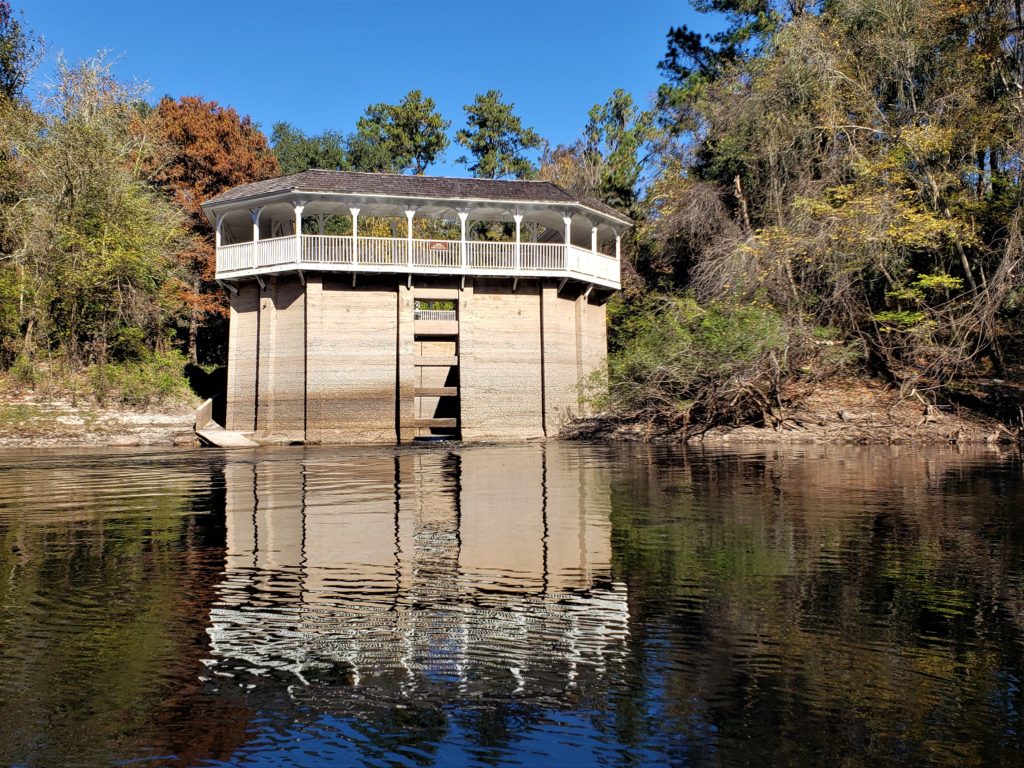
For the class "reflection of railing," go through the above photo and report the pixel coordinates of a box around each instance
[215,235,620,287]
[414,309,457,321]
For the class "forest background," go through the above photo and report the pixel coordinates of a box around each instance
[2,0,1023,434]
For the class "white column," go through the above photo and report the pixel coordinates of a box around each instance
[513,213,523,271]
[293,200,305,263]
[562,215,572,269]
[458,211,469,269]
[250,207,263,243]
[615,233,621,260]
[350,207,360,265]
[405,209,416,267]
[317,213,326,236]
[591,225,598,254]
[214,213,223,248]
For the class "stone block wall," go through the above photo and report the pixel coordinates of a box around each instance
[576,293,608,417]
[226,283,259,432]
[459,280,545,442]
[256,276,306,441]
[307,277,404,443]
[224,275,610,443]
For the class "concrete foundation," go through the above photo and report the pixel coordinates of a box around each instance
[225,275,610,444]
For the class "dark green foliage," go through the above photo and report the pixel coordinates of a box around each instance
[455,90,542,179]
[0,1,39,102]
[88,350,190,406]
[271,121,347,174]
[348,90,450,174]
[603,295,789,430]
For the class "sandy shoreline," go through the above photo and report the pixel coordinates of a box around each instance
[1,379,1019,449]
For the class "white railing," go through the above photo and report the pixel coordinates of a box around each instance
[359,236,405,266]
[303,234,353,264]
[256,236,295,268]
[414,309,457,321]
[466,241,515,270]
[521,243,565,271]
[218,242,255,272]
[412,239,461,268]
[216,235,620,288]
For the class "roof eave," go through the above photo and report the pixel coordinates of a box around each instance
[203,187,632,228]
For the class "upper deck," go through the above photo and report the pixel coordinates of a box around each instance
[202,170,630,290]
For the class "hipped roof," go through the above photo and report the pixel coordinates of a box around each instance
[202,169,632,226]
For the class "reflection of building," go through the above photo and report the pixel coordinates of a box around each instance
[207,444,628,696]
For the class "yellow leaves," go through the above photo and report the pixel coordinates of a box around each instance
[899,124,955,160]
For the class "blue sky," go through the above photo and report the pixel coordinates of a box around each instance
[19,0,718,176]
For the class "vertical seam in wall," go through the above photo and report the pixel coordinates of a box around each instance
[254,284,261,433]
[540,282,547,437]
[303,281,308,442]
[395,281,401,445]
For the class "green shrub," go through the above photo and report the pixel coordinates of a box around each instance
[89,350,190,407]
[8,355,38,388]
[603,295,789,428]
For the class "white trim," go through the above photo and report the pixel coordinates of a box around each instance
[205,190,630,228]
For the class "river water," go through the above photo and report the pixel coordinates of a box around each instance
[0,442,1022,767]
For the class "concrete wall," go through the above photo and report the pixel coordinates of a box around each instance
[226,283,259,432]
[307,278,403,444]
[459,280,545,442]
[224,275,609,443]
[256,276,306,441]
[577,293,608,417]
[541,285,581,433]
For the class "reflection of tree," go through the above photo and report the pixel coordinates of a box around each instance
[0,455,252,766]
[609,445,1024,765]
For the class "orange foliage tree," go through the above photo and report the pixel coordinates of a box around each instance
[145,96,279,363]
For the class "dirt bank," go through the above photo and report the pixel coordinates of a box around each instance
[564,379,1022,445]
[0,392,199,448]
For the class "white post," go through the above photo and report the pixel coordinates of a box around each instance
[350,207,360,265]
[405,209,415,267]
[215,213,223,248]
[250,207,262,267]
[615,233,621,260]
[458,211,469,269]
[562,214,572,269]
[251,207,263,243]
[513,213,523,271]
[293,200,305,263]
[591,225,598,254]
[317,213,326,236]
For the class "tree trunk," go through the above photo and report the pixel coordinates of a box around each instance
[188,308,198,365]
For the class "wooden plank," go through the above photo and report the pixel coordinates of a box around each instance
[414,355,458,367]
[414,319,459,336]
[415,386,458,397]
[414,418,458,429]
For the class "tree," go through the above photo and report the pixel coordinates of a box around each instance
[583,89,655,212]
[643,0,1024,392]
[0,1,39,103]
[0,55,187,364]
[146,96,279,363]
[347,90,450,174]
[271,121,347,174]
[455,90,542,179]
[539,89,654,215]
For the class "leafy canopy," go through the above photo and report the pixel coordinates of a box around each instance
[348,90,450,175]
[271,121,347,174]
[455,90,542,179]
